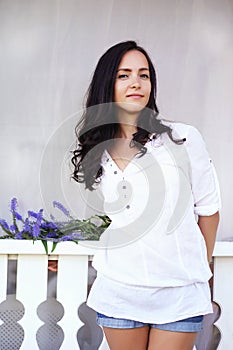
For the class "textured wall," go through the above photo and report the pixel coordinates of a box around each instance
[0,0,232,239]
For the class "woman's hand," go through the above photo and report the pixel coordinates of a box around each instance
[48,260,58,272]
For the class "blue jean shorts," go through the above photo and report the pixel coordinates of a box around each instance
[96,312,204,332]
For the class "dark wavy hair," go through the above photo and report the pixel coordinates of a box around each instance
[71,40,183,190]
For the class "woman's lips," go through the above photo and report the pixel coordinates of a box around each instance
[126,94,144,99]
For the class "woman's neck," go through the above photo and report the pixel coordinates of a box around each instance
[115,124,138,139]
[116,111,139,139]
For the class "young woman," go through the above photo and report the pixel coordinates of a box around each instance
[72,41,220,350]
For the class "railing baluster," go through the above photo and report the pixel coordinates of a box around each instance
[0,255,7,303]
[16,254,48,349]
[213,255,233,350]
[57,254,88,349]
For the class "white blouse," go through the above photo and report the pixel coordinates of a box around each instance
[86,121,221,322]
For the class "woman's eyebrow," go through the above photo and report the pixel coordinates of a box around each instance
[117,68,149,72]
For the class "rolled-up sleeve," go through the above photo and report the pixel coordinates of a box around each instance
[185,126,221,216]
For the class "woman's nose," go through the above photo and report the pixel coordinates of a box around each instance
[131,79,140,89]
[130,78,140,88]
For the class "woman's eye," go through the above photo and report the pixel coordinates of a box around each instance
[140,73,150,79]
[117,74,128,79]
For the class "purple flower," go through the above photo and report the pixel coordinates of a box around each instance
[46,232,59,238]
[57,233,85,241]
[37,209,43,222]
[0,219,9,231]
[16,232,23,239]
[28,210,41,219]
[31,210,43,238]
[57,235,73,242]
[10,225,17,233]
[23,218,31,233]
[9,198,23,221]
[32,224,40,238]
[53,201,70,217]
[42,222,58,230]
[10,198,17,212]
[14,212,23,221]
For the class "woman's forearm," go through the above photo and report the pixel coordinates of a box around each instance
[198,212,220,263]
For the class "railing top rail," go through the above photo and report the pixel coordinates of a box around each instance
[0,240,232,257]
[213,241,233,257]
[0,240,96,256]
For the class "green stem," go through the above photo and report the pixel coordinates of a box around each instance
[41,240,48,254]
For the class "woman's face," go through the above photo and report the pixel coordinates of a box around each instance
[114,50,151,117]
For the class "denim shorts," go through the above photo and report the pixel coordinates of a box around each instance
[96,312,204,332]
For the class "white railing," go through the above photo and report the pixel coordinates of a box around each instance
[0,240,232,350]
[212,241,233,350]
[0,240,109,350]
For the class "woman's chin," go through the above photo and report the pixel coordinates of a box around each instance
[115,101,145,115]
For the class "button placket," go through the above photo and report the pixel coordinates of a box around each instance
[122,176,131,210]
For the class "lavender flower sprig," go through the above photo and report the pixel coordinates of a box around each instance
[53,201,71,218]
[0,198,110,253]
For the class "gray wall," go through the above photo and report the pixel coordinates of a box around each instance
[0,0,232,239]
